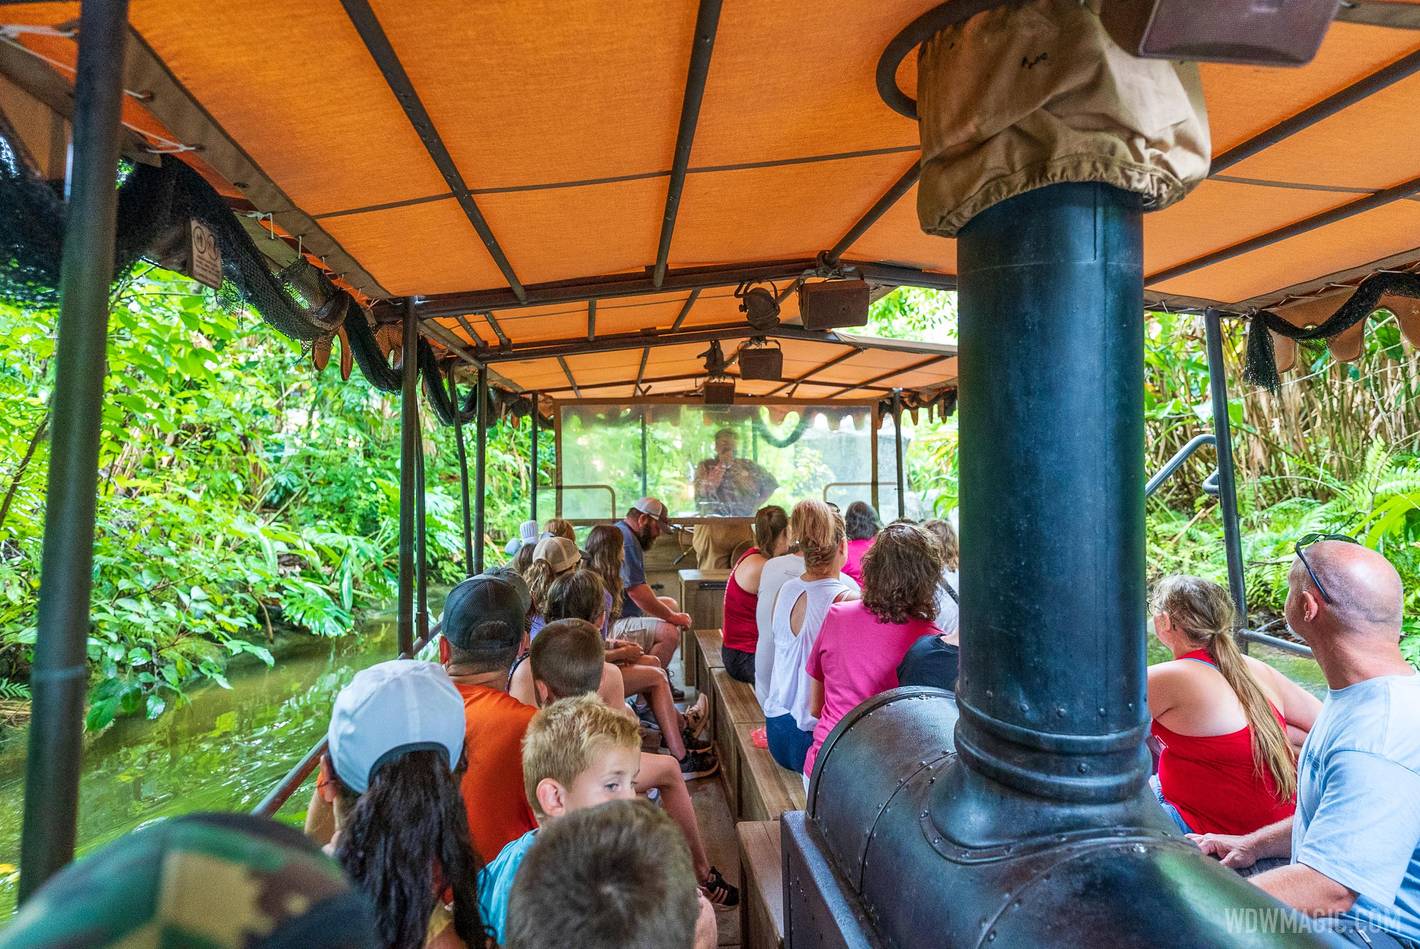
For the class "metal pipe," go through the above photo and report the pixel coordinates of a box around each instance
[869,403,880,511]
[653,0,723,287]
[1211,49,1420,175]
[18,0,130,901]
[826,162,921,263]
[402,256,955,319]
[640,410,649,497]
[449,366,474,577]
[944,182,1149,839]
[530,394,540,523]
[396,300,418,659]
[415,425,429,642]
[1205,310,1248,621]
[474,364,488,574]
[892,390,906,519]
[1144,433,1216,499]
[340,0,527,301]
[1147,172,1420,285]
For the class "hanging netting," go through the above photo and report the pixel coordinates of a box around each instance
[1,150,354,341]
[0,135,506,425]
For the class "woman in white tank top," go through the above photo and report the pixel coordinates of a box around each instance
[762,502,854,773]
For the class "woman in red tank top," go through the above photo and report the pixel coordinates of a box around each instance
[721,506,789,683]
[1147,576,1321,836]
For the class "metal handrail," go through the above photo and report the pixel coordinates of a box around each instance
[1238,628,1314,659]
[253,625,437,818]
[1145,434,1217,499]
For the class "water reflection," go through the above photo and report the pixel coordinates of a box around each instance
[0,619,397,920]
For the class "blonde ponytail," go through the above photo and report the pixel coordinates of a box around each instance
[791,500,844,572]
[1151,575,1296,801]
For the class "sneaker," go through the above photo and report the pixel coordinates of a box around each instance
[682,727,713,753]
[682,693,709,737]
[678,748,719,780]
[671,683,686,701]
[700,866,740,907]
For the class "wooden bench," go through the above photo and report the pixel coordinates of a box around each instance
[692,627,724,695]
[737,820,786,949]
[732,723,807,821]
[707,667,763,813]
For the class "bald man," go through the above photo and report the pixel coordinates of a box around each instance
[1192,539,1420,947]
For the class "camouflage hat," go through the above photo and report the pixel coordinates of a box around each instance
[0,812,376,948]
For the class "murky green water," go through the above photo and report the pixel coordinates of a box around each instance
[0,616,399,921]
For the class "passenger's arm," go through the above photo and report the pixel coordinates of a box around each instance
[1250,863,1357,917]
[1191,816,1294,868]
[1144,662,1180,721]
[598,662,631,715]
[1268,665,1322,739]
[809,676,824,718]
[627,582,690,626]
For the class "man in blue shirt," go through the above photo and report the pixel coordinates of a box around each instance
[611,497,691,673]
[1193,539,1420,948]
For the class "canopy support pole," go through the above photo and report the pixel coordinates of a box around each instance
[940,182,1150,841]
[892,390,906,519]
[415,428,429,643]
[1205,309,1248,624]
[474,365,488,574]
[640,411,650,498]
[870,402,881,511]
[530,394,540,523]
[19,0,129,902]
[450,367,474,578]
[397,300,418,658]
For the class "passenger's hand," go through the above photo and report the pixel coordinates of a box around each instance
[671,611,693,628]
[1189,832,1258,869]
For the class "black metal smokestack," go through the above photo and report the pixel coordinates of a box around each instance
[938,180,1151,840]
[784,182,1341,948]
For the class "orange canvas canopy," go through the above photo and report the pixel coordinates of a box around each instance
[2,1,1418,398]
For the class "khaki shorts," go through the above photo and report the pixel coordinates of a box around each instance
[612,616,664,652]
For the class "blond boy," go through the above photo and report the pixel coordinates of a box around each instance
[477,694,640,945]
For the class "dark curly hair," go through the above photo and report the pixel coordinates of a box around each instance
[860,522,943,624]
[333,750,488,949]
[844,501,881,541]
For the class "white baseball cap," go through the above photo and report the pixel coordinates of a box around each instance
[631,497,671,526]
[327,659,465,794]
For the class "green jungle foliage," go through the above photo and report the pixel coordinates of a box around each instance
[1,274,1416,730]
[0,267,545,729]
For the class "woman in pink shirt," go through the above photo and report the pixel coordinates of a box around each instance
[804,522,943,777]
[841,501,880,584]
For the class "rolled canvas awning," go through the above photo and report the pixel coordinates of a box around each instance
[2,1,1419,398]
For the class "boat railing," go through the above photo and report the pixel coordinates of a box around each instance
[1145,433,1217,499]
[252,624,437,818]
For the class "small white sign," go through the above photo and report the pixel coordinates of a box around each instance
[189,218,222,289]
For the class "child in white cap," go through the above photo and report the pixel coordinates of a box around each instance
[318,659,489,949]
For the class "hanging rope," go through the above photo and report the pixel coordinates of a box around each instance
[752,409,811,447]
[1244,271,1420,390]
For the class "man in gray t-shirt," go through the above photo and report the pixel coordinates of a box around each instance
[1192,539,1420,947]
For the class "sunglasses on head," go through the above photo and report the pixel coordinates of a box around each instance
[1294,532,1362,604]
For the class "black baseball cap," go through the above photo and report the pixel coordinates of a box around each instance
[441,573,528,653]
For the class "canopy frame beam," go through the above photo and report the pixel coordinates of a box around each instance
[653,0,723,288]
[340,0,528,302]
[403,258,954,319]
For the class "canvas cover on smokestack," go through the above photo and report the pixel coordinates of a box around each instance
[916,0,1211,238]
